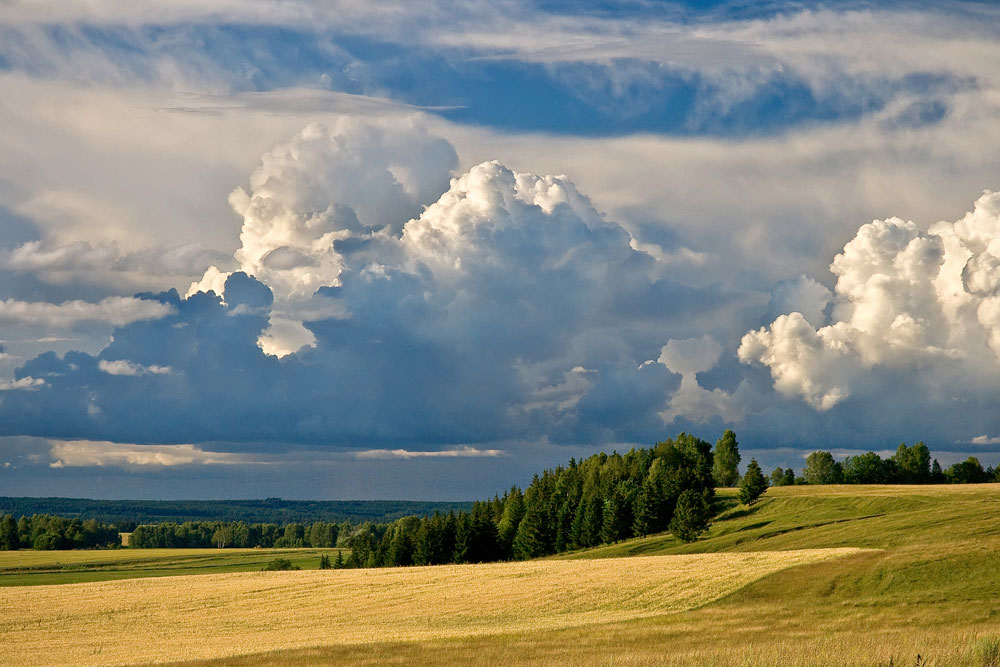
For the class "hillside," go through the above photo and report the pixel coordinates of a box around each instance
[561,483,1000,556]
[4,484,999,666]
[168,483,1000,666]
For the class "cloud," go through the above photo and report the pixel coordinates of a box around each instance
[0,240,230,286]
[969,435,1000,445]
[0,377,45,391]
[48,440,263,468]
[740,190,1000,410]
[0,296,174,328]
[354,446,505,460]
[0,122,737,449]
[189,117,458,355]
[97,360,173,376]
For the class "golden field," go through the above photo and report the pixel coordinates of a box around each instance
[0,549,862,666]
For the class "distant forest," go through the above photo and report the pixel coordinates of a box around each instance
[2,435,998,555]
[0,497,474,526]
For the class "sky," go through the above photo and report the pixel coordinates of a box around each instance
[2,0,1000,500]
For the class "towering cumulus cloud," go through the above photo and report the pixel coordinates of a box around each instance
[189,118,458,356]
[1,119,738,448]
[740,190,1000,410]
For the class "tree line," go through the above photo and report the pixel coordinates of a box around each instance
[130,520,345,549]
[337,432,722,568]
[769,442,1000,486]
[0,513,123,550]
[0,497,473,525]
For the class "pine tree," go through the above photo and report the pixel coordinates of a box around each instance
[669,489,710,543]
[739,459,768,505]
[712,429,741,487]
[333,550,344,568]
[319,554,332,569]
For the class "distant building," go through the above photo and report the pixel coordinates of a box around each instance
[119,532,132,547]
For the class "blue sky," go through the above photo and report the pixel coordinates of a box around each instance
[2,0,1000,499]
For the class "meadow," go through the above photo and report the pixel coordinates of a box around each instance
[0,548,346,586]
[3,484,1000,666]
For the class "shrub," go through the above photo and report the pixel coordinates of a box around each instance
[262,558,299,571]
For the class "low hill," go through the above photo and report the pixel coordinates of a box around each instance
[560,483,1000,557]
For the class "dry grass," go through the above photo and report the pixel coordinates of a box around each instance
[0,549,862,666]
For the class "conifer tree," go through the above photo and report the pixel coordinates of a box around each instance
[580,494,604,547]
[739,459,768,505]
[668,489,710,543]
[512,487,549,559]
[497,487,525,559]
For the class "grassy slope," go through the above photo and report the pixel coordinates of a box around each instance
[166,484,1000,666]
[0,547,350,586]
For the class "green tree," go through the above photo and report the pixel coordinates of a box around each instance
[803,451,843,484]
[668,489,710,543]
[843,452,896,484]
[931,459,945,483]
[945,457,989,484]
[739,459,768,505]
[632,459,669,536]
[892,442,931,484]
[319,554,332,569]
[0,515,19,550]
[212,525,233,548]
[783,468,796,486]
[712,430,741,487]
[512,487,550,559]
[496,487,525,559]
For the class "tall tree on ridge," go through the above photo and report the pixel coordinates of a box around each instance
[712,429,741,487]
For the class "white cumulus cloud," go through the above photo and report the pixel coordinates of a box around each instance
[741,190,1000,409]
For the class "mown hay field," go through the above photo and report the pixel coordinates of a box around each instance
[0,549,863,666]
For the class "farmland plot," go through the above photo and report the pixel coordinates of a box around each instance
[0,549,863,666]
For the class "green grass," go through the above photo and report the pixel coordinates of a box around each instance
[158,483,1000,666]
[0,547,350,586]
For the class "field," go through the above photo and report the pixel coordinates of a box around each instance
[0,548,347,586]
[3,484,1000,666]
[0,549,860,666]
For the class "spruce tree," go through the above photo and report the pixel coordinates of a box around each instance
[739,459,768,505]
[668,489,710,543]
[497,487,525,559]
[512,488,549,559]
